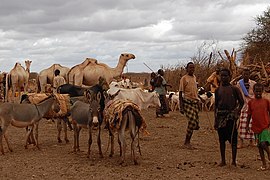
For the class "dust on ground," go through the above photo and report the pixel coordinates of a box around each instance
[0,108,268,180]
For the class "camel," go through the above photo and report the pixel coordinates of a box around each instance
[38,64,70,93]
[6,60,32,102]
[68,53,135,86]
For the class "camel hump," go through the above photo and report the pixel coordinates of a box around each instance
[14,62,22,68]
[52,64,64,69]
[85,58,98,64]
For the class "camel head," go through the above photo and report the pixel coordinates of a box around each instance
[120,53,136,62]
[25,60,32,72]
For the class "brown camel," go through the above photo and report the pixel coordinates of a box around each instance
[6,60,32,102]
[38,64,70,92]
[68,53,135,86]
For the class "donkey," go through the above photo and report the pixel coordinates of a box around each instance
[107,105,142,166]
[0,94,60,154]
[70,91,103,158]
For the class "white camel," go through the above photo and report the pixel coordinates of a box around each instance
[6,60,32,102]
[68,53,135,86]
[38,64,70,93]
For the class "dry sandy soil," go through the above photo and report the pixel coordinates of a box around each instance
[0,108,269,180]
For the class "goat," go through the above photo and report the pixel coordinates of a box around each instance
[198,87,215,111]
[168,93,179,111]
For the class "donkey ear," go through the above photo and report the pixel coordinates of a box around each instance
[97,92,101,101]
[84,90,92,102]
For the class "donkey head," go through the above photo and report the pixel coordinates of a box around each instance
[85,90,102,127]
[51,94,61,113]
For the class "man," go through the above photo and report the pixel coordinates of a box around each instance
[154,69,171,117]
[179,62,200,149]
[214,68,244,167]
[236,68,256,148]
[206,67,220,93]
[53,69,66,93]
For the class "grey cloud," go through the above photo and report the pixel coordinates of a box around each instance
[0,0,269,73]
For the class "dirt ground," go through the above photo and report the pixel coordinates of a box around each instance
[0,108,269,180]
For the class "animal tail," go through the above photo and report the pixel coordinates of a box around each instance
[128,110,142,156]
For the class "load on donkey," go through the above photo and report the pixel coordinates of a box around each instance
[104,99,148,165]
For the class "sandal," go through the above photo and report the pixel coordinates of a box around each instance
[257,166,267,171]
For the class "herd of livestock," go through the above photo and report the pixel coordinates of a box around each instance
[0,54,164,165]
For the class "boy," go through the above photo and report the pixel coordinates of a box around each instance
[246,83,270,171]
[155,69,171,117]
[214,68,244,166]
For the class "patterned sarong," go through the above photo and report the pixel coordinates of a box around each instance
[183,98,200,135]
[238,109,254,139]
[216,110,237,129]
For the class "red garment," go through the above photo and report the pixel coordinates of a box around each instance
[247,98,270,133]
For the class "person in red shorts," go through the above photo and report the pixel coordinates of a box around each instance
[246,83,270,171]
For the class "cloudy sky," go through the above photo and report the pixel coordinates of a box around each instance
[0,0,268,73]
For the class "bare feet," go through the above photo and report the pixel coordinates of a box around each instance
[231,162,237,167]
[181,144,196,150]
[218,162,226,167]
[257,166,267,171]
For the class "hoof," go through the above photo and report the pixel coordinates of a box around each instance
[120,161,127,167]
[65,139,70,143]
[58,139,62,143]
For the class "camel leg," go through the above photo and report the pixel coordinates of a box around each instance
[74,73,83,86]
[11,84,16,102]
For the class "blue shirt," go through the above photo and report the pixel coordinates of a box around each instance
[154,75,167,95]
